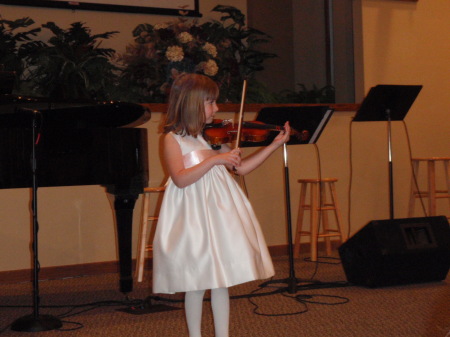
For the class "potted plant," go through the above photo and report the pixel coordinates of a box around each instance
[0,16,42,93]
[279,83,336,103]
[22,21,121,101]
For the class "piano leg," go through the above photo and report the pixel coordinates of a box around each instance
[113,194,138,294]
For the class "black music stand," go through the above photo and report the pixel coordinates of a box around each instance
[353,84,422,219]
[245,106,333,294]
[10,109,62,332]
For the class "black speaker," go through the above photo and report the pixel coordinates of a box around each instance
[338,216,450,287]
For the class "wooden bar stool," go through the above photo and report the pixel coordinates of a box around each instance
[408,157,450,218]
[294,178,345,261]
[135,186,165,283]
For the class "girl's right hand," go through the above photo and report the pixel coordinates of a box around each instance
[215,148,242,168]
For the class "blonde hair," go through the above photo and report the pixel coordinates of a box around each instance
[163,73,219,137]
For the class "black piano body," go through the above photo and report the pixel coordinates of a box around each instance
[0,96,150,293]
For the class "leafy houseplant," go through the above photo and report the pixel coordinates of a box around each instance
[118,5,276,103]
[23,22,120,100]
[0,17,42,92]
[279,83,336,104]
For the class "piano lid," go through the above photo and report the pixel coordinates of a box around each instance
[0,96,151,128]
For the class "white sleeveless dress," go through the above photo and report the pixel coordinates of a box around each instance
[152,133,274,294]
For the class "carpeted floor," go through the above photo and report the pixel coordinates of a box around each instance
[1,255,449,336]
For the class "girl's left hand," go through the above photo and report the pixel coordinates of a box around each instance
[271,121,291,148]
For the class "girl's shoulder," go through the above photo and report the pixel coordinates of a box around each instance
[166,132,179,141]
[166,132,209,155]
[166,132,185,145]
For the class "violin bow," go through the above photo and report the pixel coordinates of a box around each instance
[234,79,248,150]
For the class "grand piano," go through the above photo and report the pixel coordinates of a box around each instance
[0,95,150,293]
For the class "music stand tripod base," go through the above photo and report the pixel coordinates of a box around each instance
[11,314,62,332]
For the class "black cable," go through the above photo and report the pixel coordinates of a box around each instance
[303,255,342,265]
[309,144,323,280]
[247,286,308,317]
[402,120,428,217]
[289,292,350,306]
[246,281,351,317]
[347,119,354,240]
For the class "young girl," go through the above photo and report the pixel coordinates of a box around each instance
[152,73,290,337]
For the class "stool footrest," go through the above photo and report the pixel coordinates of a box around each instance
[298,231,312,235]
[299,206,337,211]
[414,191,449,196]
[298,232,342,237]
[318,233,342,238]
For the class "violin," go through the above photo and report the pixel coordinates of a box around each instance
[203,118,308,149]
[203,80,308,151]
[203,119,286,149]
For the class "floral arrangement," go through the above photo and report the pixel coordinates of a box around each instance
[118,5,276,103]
[2,10,334,103]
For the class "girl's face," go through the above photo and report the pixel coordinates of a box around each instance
[204,99,218,124]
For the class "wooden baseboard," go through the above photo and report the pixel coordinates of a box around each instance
[0,241,341,284]
[269,241,342,257]
[0,260,122,284]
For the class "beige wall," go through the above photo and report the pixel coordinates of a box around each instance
[360,0,450,156]
[358,0,449,216]
[1,0,449,273]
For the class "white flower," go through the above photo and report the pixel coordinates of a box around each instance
[202,42,217,58]
[177,32,194,44]
[153,22,169,30]
[199,59,219,76]
[165,45,184,62]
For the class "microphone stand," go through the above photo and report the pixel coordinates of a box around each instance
[11,109,62,332]
[260,144,315,294]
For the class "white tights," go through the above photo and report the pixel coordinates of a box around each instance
[185,288,230,337]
